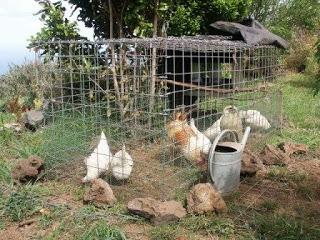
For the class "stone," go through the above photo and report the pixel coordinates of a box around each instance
[127,197,187,225]
[3,123,23,132]
[277,142,308,156]
[83,178,116,207]
[241,149,266,176]
[12,155,45,183]
[187,183,227,214]
[260,144,292,166]
[22,110,44,130]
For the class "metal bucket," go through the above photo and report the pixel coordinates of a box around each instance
[208,127,251,195]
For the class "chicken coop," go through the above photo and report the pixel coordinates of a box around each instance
[34,36,284,200]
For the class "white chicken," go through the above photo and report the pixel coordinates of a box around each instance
[82,131,112,183]
[204,118,221,141]
[111,145,133,180]
[239,110,271,130]
[189,118,211,155]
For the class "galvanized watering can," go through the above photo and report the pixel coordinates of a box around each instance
[208,127,251,195]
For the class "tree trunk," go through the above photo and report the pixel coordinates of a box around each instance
[149,0,159,127]
[108,0,124,119]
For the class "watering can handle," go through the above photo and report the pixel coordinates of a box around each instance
[208,129,239,167]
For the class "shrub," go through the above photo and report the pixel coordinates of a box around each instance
[285,30,318,72]
[0,62,61,110]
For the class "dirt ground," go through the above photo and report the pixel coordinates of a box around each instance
[1,140,320,240]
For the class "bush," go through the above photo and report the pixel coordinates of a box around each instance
[0,62,61,110]
[285,30,318,72]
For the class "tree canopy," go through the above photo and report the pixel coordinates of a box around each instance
[29,0,82,46]
[251,0,320,39]
[65,0,252,38]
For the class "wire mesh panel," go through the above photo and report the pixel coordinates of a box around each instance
[34,37,283,200]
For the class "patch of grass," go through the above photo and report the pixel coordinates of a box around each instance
[259,200,279,212]
[80,220,126,240]
[107,202,127,215]
[267,128,320,150]
[4,184,43,221]
[73,186,86,201]
[39,205,69,228]
[74,205,98,222]
[266,166,307,183]
[295,182,319,201]
[149,224,179,240]
[39,115,93,170]
[252,214,320,240]
[181,215,235,238]
[174,187,189,205]
[0,160,12,185]
[41,220,68,240]
[272,73,320,149]
[0,112,16,124]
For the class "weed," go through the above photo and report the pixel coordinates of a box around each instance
[80,220,126,240]
[252,214,320,240]
[4,184,43,221]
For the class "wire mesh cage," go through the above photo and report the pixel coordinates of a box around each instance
[34,36,284,200]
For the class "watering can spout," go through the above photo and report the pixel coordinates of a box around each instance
[240,126,251,151]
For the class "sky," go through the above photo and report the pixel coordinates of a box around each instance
[0,0,94,75]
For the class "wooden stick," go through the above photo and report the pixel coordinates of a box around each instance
[157,79,268,94]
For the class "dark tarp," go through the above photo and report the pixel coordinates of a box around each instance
[209,20,288,49]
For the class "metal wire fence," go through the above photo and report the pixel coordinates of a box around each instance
[33,36,284,200]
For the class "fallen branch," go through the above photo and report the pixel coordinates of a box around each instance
[157,79,268,94]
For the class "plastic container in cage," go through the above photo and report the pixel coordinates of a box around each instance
[208,127,251,196]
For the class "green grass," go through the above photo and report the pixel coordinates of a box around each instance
[295,183,319,201]
[0,160,12,185]
[39,205,69,228]
[181,215,235,238]
[266,166,307,183]
[80,220,126,240]
[251,214,320,240]
[268,73,320,149]
[149,224,179,240]
[259,200,279,212]
[3,184,44,222]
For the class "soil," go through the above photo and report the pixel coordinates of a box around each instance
[1,139,320,239]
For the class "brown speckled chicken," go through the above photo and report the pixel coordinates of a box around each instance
[166,112,210,169]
